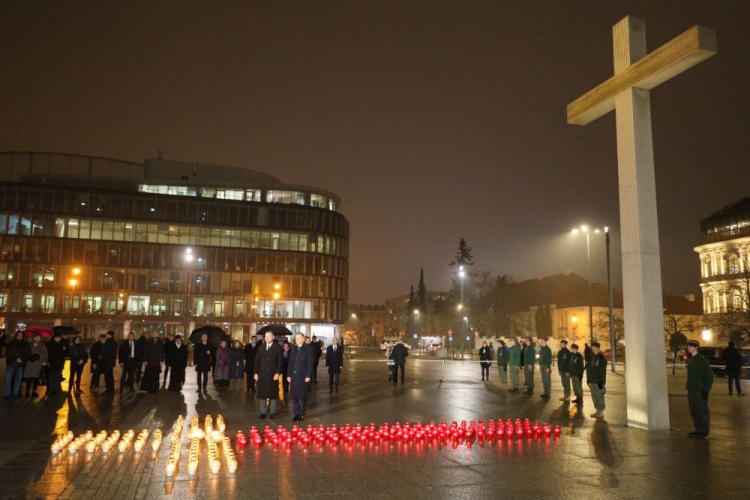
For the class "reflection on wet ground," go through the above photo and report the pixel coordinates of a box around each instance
[0,357,748,498]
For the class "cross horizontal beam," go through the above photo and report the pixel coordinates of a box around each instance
[567,25,717,125]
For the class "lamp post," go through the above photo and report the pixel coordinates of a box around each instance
[458,265,466,358]
[457,303,464,359]
[604,226,616,372]
[350,313,357,345]
[571,316,578,342]
[69,267,81,313]
[571,226,594,345]
[183,248,194,337]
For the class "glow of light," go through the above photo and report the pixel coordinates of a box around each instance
[457,304,463,311]
[580,225,588,233]
[274,283,281,290]
[69,279,78,287]
[184,254,194,262]
[273,293,280,300]
[73,268,81,275]
[701,329,711,342]
[604,226,609,233]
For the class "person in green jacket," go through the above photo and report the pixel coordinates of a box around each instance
[569,343,584,404]
[507,338,521,393]
[523,338,536,395]
[586,342,607,418]
[496,340,509,384]
[686,339,713,438]
[557,340,571,401]
[538,337,552,399]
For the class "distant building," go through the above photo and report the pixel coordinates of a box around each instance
[345,303,386,345]
[694,197,749,343]
[0,152,349,342]
[384,291,449,336]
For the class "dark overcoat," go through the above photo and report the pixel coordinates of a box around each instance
[254,342,283,400]
[325,345,344,374]
[288,343,315,400]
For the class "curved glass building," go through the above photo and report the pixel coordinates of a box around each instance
[0,152,349,341]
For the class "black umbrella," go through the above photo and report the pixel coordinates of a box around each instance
[52,325,80,336]
[256,323,293,341]
[189,325,230,349]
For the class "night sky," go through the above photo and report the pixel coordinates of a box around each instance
[1,2,748,304]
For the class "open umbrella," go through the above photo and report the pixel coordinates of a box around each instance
[189,325,230,349]
[255,323,293,341]
[24,326,54,338]
[52,325,80,336]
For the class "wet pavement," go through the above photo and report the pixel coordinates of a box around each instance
[1,356,749,499]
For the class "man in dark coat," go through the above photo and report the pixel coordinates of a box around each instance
[135,333,148,386]
[288,333,315,420]
[686,339,714,437]
[140,331,163,393]
[3,331,31,399]
[390,340,409,385]
[479,341,493,381]
[99,331,119,395]
[722,341,745,396]
[168,336,188,392]
[162,333,175,389]
[193,333,213,393]
[244,335,259,393]
[325,336,344,393]
[586,342,607,418]
[46,334,67,395]
[312,336,323,385]
[118,333,139,392]
[89,335,103,391]
[523,338,536,395]
[254,331,283,419]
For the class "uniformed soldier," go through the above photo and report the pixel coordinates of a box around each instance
[507,338,521,393]
[523,338,536,395]
[496,340,509,384]
[686,339,713,438]
[569,343,584,404]
[586,342,607,418]
[538,337,552,399]
[557,340,571,401]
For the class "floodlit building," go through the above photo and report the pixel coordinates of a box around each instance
[0,152,349,341]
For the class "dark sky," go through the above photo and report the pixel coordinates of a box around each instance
[1,1,748,304]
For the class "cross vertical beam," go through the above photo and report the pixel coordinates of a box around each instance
[613,17,670,430]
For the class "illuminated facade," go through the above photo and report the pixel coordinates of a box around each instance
[694,198,749,318]
[0,152,349,340]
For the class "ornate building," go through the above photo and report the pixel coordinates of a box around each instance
[0,152,349,341]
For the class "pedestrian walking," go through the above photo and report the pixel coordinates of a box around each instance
[390,339,409,385]
[479,341,493,381]
[23,333,47,399]
[586,342,607,418]
[325,336,344,393]
[255,332,283,419]
[721,341,745,396]
[69,336,88,395]
[557,340,572,401]
[288,333,315,421]
[168,336,188,393]
[100,331,118,395]
[496,340,509,384]
[229,340,245,392]
[3,332,31,399]
[686,339,713,438]
[569,343,584,404]
[523,338,536,395]
[539,337,552,399]
[507,338,521,392]
[140,332,163,393]
[46,334,67,396]
[193,334,213,393]
[214,340,230,390]
[118,333,139,392]
[244,335,259,393]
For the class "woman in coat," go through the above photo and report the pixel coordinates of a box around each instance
[228,340,245,391]
[479,341,493,381]
[23,333,47,399]
[69,336,88,394]
[214,340,230,389]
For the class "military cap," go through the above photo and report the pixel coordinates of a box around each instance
[687,339,700,348]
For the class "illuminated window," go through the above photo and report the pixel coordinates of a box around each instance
[726,254,741,275]
[267,190,305,205]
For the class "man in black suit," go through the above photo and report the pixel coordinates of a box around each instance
[288,333,315,421]
[118,333,139,392]
[254,332,284,419]
[325,336,344,393]
[390,339,409,385]
[244,335,259,393]
[100,330,118,395]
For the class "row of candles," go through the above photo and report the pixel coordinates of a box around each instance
[179,415,237,477]
[165,416,184,477]
[51,426,167,456]
[235,419,562,449]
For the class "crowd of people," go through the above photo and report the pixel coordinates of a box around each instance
[0,330,742,435]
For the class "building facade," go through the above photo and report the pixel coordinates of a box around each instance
[0,152,349,341]
[344,303,386,345]
[694,198,749,343]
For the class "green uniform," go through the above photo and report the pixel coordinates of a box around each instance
[686,352,714,435]
[539,344,552,396]
[496,347,509,384]
[558,347,571,397]
[569,352,584,399]
[508,344,521,389]
[523,343,536,391]
[586,352,607,411]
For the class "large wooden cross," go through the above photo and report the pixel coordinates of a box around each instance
[567,16,716,431]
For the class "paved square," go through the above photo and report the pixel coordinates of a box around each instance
[1,356,749,499]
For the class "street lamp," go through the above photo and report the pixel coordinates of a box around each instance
[183,248,194,337]
[571,225,594,345]
[69,267,81,313]
[457,265,466,358]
